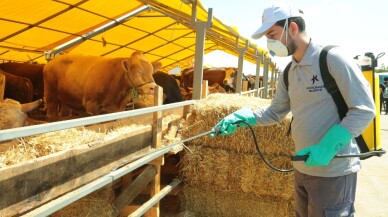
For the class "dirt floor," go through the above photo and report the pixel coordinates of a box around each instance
[355,112,388,216]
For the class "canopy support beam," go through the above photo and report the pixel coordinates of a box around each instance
[254,49,263,97]
[192,4,213,100]
[262,57,270,99]
[236,39,248,93]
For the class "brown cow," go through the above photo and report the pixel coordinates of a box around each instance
[0,62,44,101]
[223,71,255,92]
[1,69,34,103]
[180,67,237,92]
[0,99,42,130]
[183,83,227,100]
[43,51,158,119]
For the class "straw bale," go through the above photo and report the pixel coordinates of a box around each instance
[181,93,294,155]
[51,186,117,217]
[179,186,294,217]
[180,147,293,200]
[177,210,196,217]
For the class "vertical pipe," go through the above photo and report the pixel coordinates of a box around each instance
[270,64,275,98]
[192,24,206,100]
[262,57,269,99]
[236,40,248,93]
[254,51,262,97]
[192,8,213,100]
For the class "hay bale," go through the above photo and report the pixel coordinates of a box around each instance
[180,147,293,200]
[181,94,294,155]
[179,94,295,215]
[179,186,294,217]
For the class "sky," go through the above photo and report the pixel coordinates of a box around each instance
[200,0,388,74]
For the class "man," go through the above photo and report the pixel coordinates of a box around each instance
[211,3,376,217]
[384,78,388,114]
[380,82,386,114]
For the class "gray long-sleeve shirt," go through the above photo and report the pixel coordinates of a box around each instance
[253,41,376,177]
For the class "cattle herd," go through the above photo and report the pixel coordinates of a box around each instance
[0,51,260,130]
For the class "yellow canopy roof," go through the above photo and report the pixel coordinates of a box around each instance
[0,0,271,71]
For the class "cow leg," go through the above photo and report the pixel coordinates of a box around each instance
[43,68,58,120]
[60,103,73,117]
[84,100,100,116]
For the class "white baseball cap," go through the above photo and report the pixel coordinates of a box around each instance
[251,3,303,39]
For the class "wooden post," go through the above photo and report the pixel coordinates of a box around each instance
[146,85,164,217]
[0,71,5,101]
[115,165,157,215]
[242,80,248,92]
[201,80,208,99]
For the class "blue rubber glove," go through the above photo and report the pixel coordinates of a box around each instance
[295,125,352,167]
[210,107,256,138]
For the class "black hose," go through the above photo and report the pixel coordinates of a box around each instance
[236,120,294,173]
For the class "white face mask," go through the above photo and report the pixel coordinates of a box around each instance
[267,19,289,57]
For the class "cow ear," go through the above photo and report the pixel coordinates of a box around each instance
[152,61,162,73]
[121,59,131,72]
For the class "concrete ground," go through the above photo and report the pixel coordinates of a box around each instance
[355,112,388,216]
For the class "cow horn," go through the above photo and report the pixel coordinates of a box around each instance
[21,99,43,113]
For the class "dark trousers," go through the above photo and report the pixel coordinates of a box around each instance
[294,170,357,217]
[382,98,388,114]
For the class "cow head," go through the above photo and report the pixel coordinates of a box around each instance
[223,69,237,92]
[121,51,158,108]
[0,99,42,130]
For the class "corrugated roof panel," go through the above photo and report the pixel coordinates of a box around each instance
[150,42,184,57]
[93,25,148,47]
[0,48,43,63]
[163,45,196,68]
[154,24,193,41]
[172,34,197,47]
[157,57,175,68]
[144,52,164,63]
[4,28,70,50]
[68,40,121,56]
[57,0,86,4]
[104,47,137,59]
[129,35,167,52]
[124,14,175,34]
[0,20,27,39]
[39,8,106,33]
[0,0,67,24]
[78,0,143,19]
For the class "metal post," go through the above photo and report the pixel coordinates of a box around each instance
[235,39,249,93]
[192,8,213,100]
[274,68,278,83]
[270,63,276,98]
[262,57,269,99]
[254,50,262,97]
